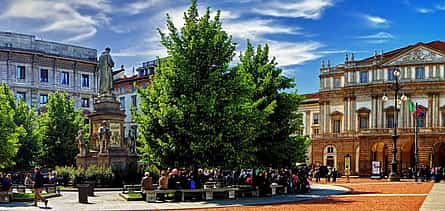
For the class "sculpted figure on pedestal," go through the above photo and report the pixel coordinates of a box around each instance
[98,121,111,153]
[98,47,114,96]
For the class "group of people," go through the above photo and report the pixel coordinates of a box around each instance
[312,166,339,183]
[407,165,445,182]
[1,168,49,207]
[140,167,312,200]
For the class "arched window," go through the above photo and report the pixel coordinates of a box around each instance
[323,145,337,168]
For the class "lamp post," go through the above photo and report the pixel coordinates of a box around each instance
[382,68,408,181]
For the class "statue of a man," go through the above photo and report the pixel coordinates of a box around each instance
[76,128,86,156]
[98,121,111,153]
[98,47,114,96]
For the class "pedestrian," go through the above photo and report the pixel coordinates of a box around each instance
[24,173,33,187]
[33,167,48,207]
[1,174,12,191]
[332,168,337,183]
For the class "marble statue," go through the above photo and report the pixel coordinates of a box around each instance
[98,47,114,96]
[98,121,111,153]
[77,128,87,156]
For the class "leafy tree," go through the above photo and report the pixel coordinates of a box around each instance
[237,41,306,167]
[39,92,83,167]
[137,0,260,168]
[12,99,43,170]
[0,83,23,169]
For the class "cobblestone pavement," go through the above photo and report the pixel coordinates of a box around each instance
[0,184,349,211]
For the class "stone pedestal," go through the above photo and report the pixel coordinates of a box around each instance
[76,94,139,172]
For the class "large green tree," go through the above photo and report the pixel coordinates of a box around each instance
[39,92,83,167]
[137,0,261,168]
[0,83,23,169]
[237,42,306,167]
[13,99,43,170]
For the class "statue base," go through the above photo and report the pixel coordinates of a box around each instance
[76,94,139,173]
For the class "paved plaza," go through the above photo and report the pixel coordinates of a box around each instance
[0,184,349,211]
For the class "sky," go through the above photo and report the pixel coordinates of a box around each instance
[1,0,445,94]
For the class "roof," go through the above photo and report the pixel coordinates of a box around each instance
[114,74,151,84]
[303,93,320,99]
[356,41,445,65]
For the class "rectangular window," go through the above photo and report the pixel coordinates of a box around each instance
[312,128,319,136]
[120,86,125,94]
[16,92,26,101]
[360,117,368,129]
[313,113,319,125]
[39,94,48,105]
[417,115,426,128]
[360,71,368,83]
[131,95,137,107]
[16,66,25,80]
[81,98,90,108]
[333,120,341,133]
[388,69,395,81]
[387,114,394,128]
[81,74,90,88]
[334,78,341,88]
[415,67,425,80]
[40,69,48,82]
[61,71,70,85]
[119,97,125,110]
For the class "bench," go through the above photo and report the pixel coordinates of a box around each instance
[123,185,142,194]
[178,189,204,201]
[44,184,60,194]
[203,187,239,200]
[270,184,284,196]
[144,189,177,202]
[0,191,13,203]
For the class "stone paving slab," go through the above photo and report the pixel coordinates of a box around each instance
[0,184,350,211]
[420,183,445,211]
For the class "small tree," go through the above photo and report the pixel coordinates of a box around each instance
[39,92,83,167]
[0,83,23,169]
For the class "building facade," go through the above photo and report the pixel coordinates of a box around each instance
[0,32,97,112]
[114,60,155,138]
[312,41,445,176]
[299,93,321,164]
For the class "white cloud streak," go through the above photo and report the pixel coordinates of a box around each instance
[0,0,112,42]
[363,15,389,28]
[253,0,333,19]
[356,32,394,43]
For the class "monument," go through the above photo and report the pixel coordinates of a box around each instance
[76,47,138,172]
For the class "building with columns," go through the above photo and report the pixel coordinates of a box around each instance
[0,31,97,112]
[299,93,320,164]
[312,41,445,176]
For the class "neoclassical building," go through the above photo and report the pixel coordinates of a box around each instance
[0,31,97,112]
[311,41,445,176]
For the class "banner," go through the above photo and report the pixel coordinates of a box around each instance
[372,161,381,175]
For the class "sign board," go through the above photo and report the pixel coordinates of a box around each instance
[372,161,381,175]
[344,156,351,170]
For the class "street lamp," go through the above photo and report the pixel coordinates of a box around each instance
[382,68,408,181]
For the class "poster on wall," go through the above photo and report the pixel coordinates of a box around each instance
[344,156,351,170]
[372,161,381,175]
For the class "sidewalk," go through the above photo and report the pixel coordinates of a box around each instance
[0,184,350,211]
[420,182,445,211]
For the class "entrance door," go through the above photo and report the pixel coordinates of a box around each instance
[438,144,445,167]
[327,156,334,168]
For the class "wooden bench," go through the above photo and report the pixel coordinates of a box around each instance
[0,191,13,203]
[123,185,142,194]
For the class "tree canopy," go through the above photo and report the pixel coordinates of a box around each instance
[137,0,307,169]
[39,92,84,167]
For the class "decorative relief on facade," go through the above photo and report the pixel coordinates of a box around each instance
[387,47,445,65]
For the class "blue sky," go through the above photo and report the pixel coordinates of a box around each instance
[1,0,445,94]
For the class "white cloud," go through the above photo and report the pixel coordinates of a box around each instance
[253,0,333,19]
[363,15,389,28]
[417,8,433,13]
[356,32,394,43]
[0,0,112,42]
[120,0,164,15]
[223,19,300,40]
[437,4,445,10]
[268,41,323,67]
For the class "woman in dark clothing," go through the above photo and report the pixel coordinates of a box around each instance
[33,167,48,207]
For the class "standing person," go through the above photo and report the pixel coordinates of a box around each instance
[1,174,12,191]
[332,168,338,183]
[24,173,33,187]
[33,167,48,207]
